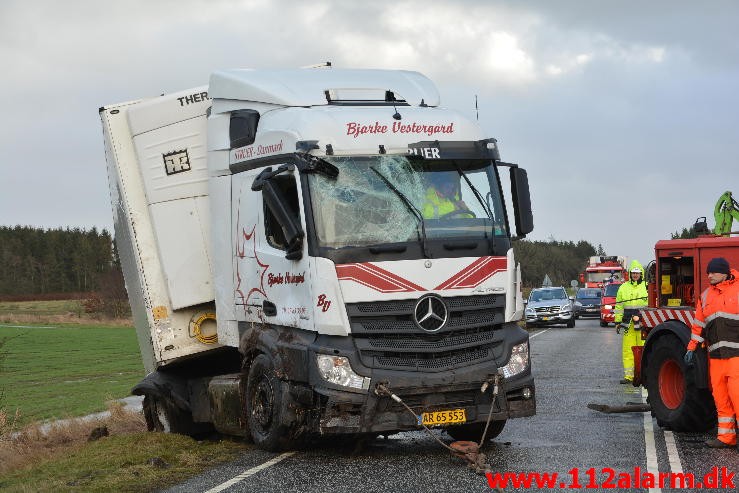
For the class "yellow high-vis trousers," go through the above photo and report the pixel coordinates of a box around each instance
[622,327,645,381]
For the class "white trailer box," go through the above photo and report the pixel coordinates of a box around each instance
[101,87,217,371]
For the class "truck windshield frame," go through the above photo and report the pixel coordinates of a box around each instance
[302,154,511,263]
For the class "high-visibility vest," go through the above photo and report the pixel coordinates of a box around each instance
[689,269,739,359]
[422,189,471,219]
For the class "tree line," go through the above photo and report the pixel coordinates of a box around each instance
[514,239,602,288]
[0,226,119,297]
[0,225,604,298]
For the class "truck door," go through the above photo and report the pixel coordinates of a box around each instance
[235,167,313,329]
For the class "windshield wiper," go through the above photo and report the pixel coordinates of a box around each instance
[454,164,496,253]
[369,167,430,258]
[454,164,493,219]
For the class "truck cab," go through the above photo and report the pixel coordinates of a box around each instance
[100,68,536,450]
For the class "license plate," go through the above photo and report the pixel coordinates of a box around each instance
[419,409,467,426]
[542,316,550,321]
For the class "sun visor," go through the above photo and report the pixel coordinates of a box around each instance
[209,69,440,107]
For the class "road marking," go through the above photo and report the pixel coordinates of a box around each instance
[641,387,661,493]
[204,452,296,493]
[529,329,549,339]
[664,430,684,474]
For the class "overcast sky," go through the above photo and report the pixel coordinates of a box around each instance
[1,0,737,270]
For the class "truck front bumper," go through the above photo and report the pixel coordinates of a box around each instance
[312,374,535,435]
[238,320,536,436]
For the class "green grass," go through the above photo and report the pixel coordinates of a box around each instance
[0,432,250,493]
[0,324,144,426]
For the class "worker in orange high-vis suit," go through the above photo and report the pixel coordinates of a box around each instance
[684,257,739,449]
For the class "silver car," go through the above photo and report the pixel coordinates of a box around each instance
[525,287,575,328]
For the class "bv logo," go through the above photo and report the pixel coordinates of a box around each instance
[317,294,331,312]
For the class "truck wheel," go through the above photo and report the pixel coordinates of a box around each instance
[566,317,575,328]
[246,353,293,451]
[446,420,506,442]
[143,394,204,436]
[645,336,716,432]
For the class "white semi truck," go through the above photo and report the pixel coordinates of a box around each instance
[99,68,536,451]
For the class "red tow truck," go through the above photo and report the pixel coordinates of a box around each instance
[634,235,739,431]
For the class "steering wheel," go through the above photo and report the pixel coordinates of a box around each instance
[440,209,475,219]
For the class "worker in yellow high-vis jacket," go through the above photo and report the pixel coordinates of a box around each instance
[614,259,648,384]
[422,173,474,219]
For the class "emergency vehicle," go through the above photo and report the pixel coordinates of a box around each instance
[635,236,739,431]
[580,255,627,288]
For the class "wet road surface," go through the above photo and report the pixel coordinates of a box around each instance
[162,318,739,492]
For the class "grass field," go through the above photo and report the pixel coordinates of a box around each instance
[0,430,249,492]
[0,299,84,317]
[0,323,144,426]
[0,301,256,491]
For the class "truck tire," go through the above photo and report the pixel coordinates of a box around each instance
[645,336,716,432]
[446,420,506,442]
[246,353,293,451]
[143,394,205,436]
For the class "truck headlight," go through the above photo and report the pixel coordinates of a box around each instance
[500,342,529,378]
[603,304,613,310]
[316,354,370,390]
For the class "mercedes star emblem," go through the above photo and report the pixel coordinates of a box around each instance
[413,295,448,332]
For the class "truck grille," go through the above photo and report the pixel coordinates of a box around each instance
[346,294,506,372]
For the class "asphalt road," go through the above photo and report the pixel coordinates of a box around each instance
[162,318,739,492]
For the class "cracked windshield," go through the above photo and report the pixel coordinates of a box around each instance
[307,155,508,249]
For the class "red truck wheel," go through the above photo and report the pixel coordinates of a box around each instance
[657,359,684,409]
[645,336,715,431]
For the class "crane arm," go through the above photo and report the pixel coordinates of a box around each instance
[713,191,739,236]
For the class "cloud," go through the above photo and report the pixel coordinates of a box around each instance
[0,0,737,273]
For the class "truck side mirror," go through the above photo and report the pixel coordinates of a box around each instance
[510,167,534,237]
[261,180,304,260]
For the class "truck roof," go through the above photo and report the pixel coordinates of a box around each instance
[209,68,440,107]
[655,235,739,252]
